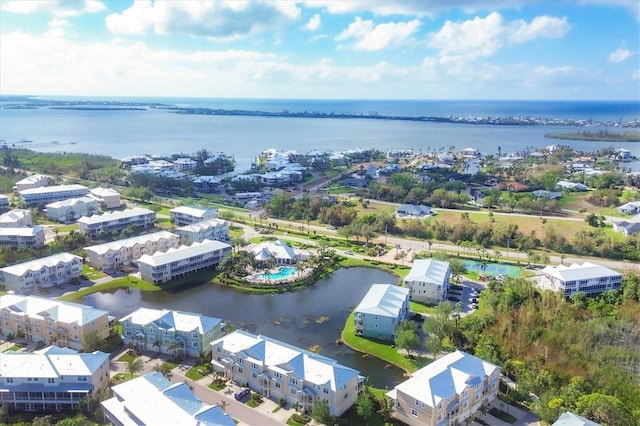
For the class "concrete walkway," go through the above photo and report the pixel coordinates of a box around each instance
[472,399,540,426]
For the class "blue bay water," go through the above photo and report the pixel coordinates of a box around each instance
[0,98,638,173]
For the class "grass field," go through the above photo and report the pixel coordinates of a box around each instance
[82,264,107,280]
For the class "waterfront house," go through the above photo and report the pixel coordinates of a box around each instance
[173,157,198,171]
[45,197,99,223]
[617,201,640,215]
[251,240,300,265]
[211,330,363,416]
[354,284,410,341]
[102,372,235,426]
[404,259,451,304]
[552,411,601,426]
[77,207,156,237]
[0,345,110,413]
[0,252,82,293]
[137,239,231,284]
[84,231,180,271]
[174,218,229,245]
[13,174,49,192]
[169,205,218,226]
[0,226,45,249]
[88,187,122,209]
[0,293,110,350]
[120,307,224,357]
[19,184,89,207]
[611,214,640,236]
[395,204,435,218]
[387,350,501,426]
[0,209,32,227]
[540,262,622,297]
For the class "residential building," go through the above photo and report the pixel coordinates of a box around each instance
[0,194,9,210]
[137,239,231,284]
[174,218,229,245]
[102,372,235,426]
[19,184,89,206]
[169,205,218,226]
[555,180,588,191]
[531,190,562,200]
[0,226,45,249]
[0,345,110,413]
[552,411,601,426]
[173,157,198,171]
[0,209,32,228]
[77,207,156,237]
[120,308,224,357]
[251,240,303,265]
[396,204,435,218]
[13,174,49,192]
[0,253,82,292]
[88,187,122,209]
[404,259,451,304]
[45,197,99,223]
[211,330,363,416]
[0,294,110,350]
[354,284,410,341]
[387,350,501,426]
[84,231,180,271]
[540,262,622,297]
[617,201,640,215]
[611,214,640,236]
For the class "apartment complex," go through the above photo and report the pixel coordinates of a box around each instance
[137,239,231,284]
[102,372,234,426]
[540,262,623,297]
[211,330,363,416]
[404,259,451,304]
[354,284,410,341]
[387,351,501,426]
[88,187,121,209]
[0,226,45,249]
[0,345,110,412]
[84,231,180,271]
[120,307,224,357]
[13,174,49,192]
[169,205,218,226]
[174,218,229,245]
[0,253,82,292]
[19,184,89,206]
[0,209,32,227]
[0,294,110,350]
[77,207,156,237]
[45,197,99,223]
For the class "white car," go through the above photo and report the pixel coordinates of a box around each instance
[344,250,354,255]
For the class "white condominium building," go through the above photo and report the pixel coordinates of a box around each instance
[45,197,99,223]
[0,209,32,228]
[77,207,156,237]
[88,187,121,209]
[19,184,89,206]
[13,174,49,192]
[84,231,180,271]
[404,259,451,304]
[137,239,231,284]
[0,345,110,413]
[0,252,82,293]
[0,294,110,350]
[211,330,364,417]
[174,218,229,245]
[169,205,218,226]
[0,226,45,249]
[540,262,622,297]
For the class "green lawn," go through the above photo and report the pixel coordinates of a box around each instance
[58,276,161,301]
[117,352,137,363]
[54,223,78,232]
[186,365,212,381]
[82,264,107,280]
[410,301,438,315]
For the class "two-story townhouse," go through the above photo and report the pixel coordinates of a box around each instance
[354,284,410,341]
[169,205,218,226]
[77,207,156,237]
[136,239,231,284]
[0,345,110,413]
[13,174,49,192]
[120,307,224,357]
[0,226,45,249]
[87,187,121,209]
[174,218,229,245]
[45,197,99,223]
[211,330,364,417]
[0,294,109,350]
[0,253,82,292]
[19,184,89,207]
[540,262,622,297]
[404,259,451,304]
[84,231,180,271]
[387,350,501,426]
[0,209,33,228]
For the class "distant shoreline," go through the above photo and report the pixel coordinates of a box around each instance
[545,131,640,142]
[49,107,147,111]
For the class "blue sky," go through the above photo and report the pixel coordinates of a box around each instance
[0,0,638,100]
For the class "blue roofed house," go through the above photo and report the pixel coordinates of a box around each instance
[611,214,640,236]
[387,350,501,426]
[354,284,410,341]
[552,412,601,426]
[405,259,451,304]
[102,371,234,426]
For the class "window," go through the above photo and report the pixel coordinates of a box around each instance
[275,382,281,388]
[411,408,418,417]
[78,376,87,382]
[396,401,401,408]
[48,378,55,383]
[323,388,329,395]
[415,399,420,406]
[216,346,221,353]
[238,367,243,373]
[252,372,257,379]
[289,377,297,385]
[6,378,12,383]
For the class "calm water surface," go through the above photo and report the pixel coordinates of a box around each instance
[82,267,407,389]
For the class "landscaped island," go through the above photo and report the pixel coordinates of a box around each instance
[545,130,640,142]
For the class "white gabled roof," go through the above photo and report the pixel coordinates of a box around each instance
[0,294,108,325]
[251,240,296,261]
[0,209,31,224]
[541,262,621,282]
[0,345,108,379]
[89,187,120,197]
[390,350,500,408]
[175,218,227,233]
[552,411,601,426]
[355,284,409,318]
[170,205,218,218]
[120,307,222,334]
[77,207,155,225]
[0,252,81,276]
[15,174,48,185]
[45,196,97,209]
[19,184,88,195]
[84,231,178,255]
[405,259,450,284]
[137,239,230,267]
[0,226,44,237]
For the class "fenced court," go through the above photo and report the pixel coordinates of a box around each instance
[464,260,522,277]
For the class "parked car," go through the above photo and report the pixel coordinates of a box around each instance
[471,297,478,303]
[471,303,479,309]
[344,250,354,255]
[234,387,251,400]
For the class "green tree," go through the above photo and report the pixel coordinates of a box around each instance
[356,393,375,425]
[575,393,634,426]
[395,320,419,358]
[312,399,332,425]
[127,357,143,376]
[153,361,174,379]
[82,332,102,353]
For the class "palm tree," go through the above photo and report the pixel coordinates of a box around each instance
[153,361,173,379]
[167,341,179,359]
[127,357,143,376]
[153,340,161,354]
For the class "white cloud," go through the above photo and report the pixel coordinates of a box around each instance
[48,17,70,28]
[106,1,300,39]
[335,17,421,51]
[305,14,321,31]
[510,15,569,43]
[608,47,635,63]
[1,0,106,17]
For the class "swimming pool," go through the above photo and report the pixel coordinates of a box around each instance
[464,260,521,277]
[255,266,298,281]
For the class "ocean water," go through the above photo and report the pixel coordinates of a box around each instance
[0,98,638,173]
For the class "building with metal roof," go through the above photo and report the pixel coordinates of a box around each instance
[354,284,410,341]
[540,262,622,297]
[77,207,156,237]
[404,259,451,304]
[175,218,229,245]
[18,184,89,206]
[0,226,45,249]
[552,411,600,426]
[0,252,82,292]
[45,196,99,223]
[169,205,218,226]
